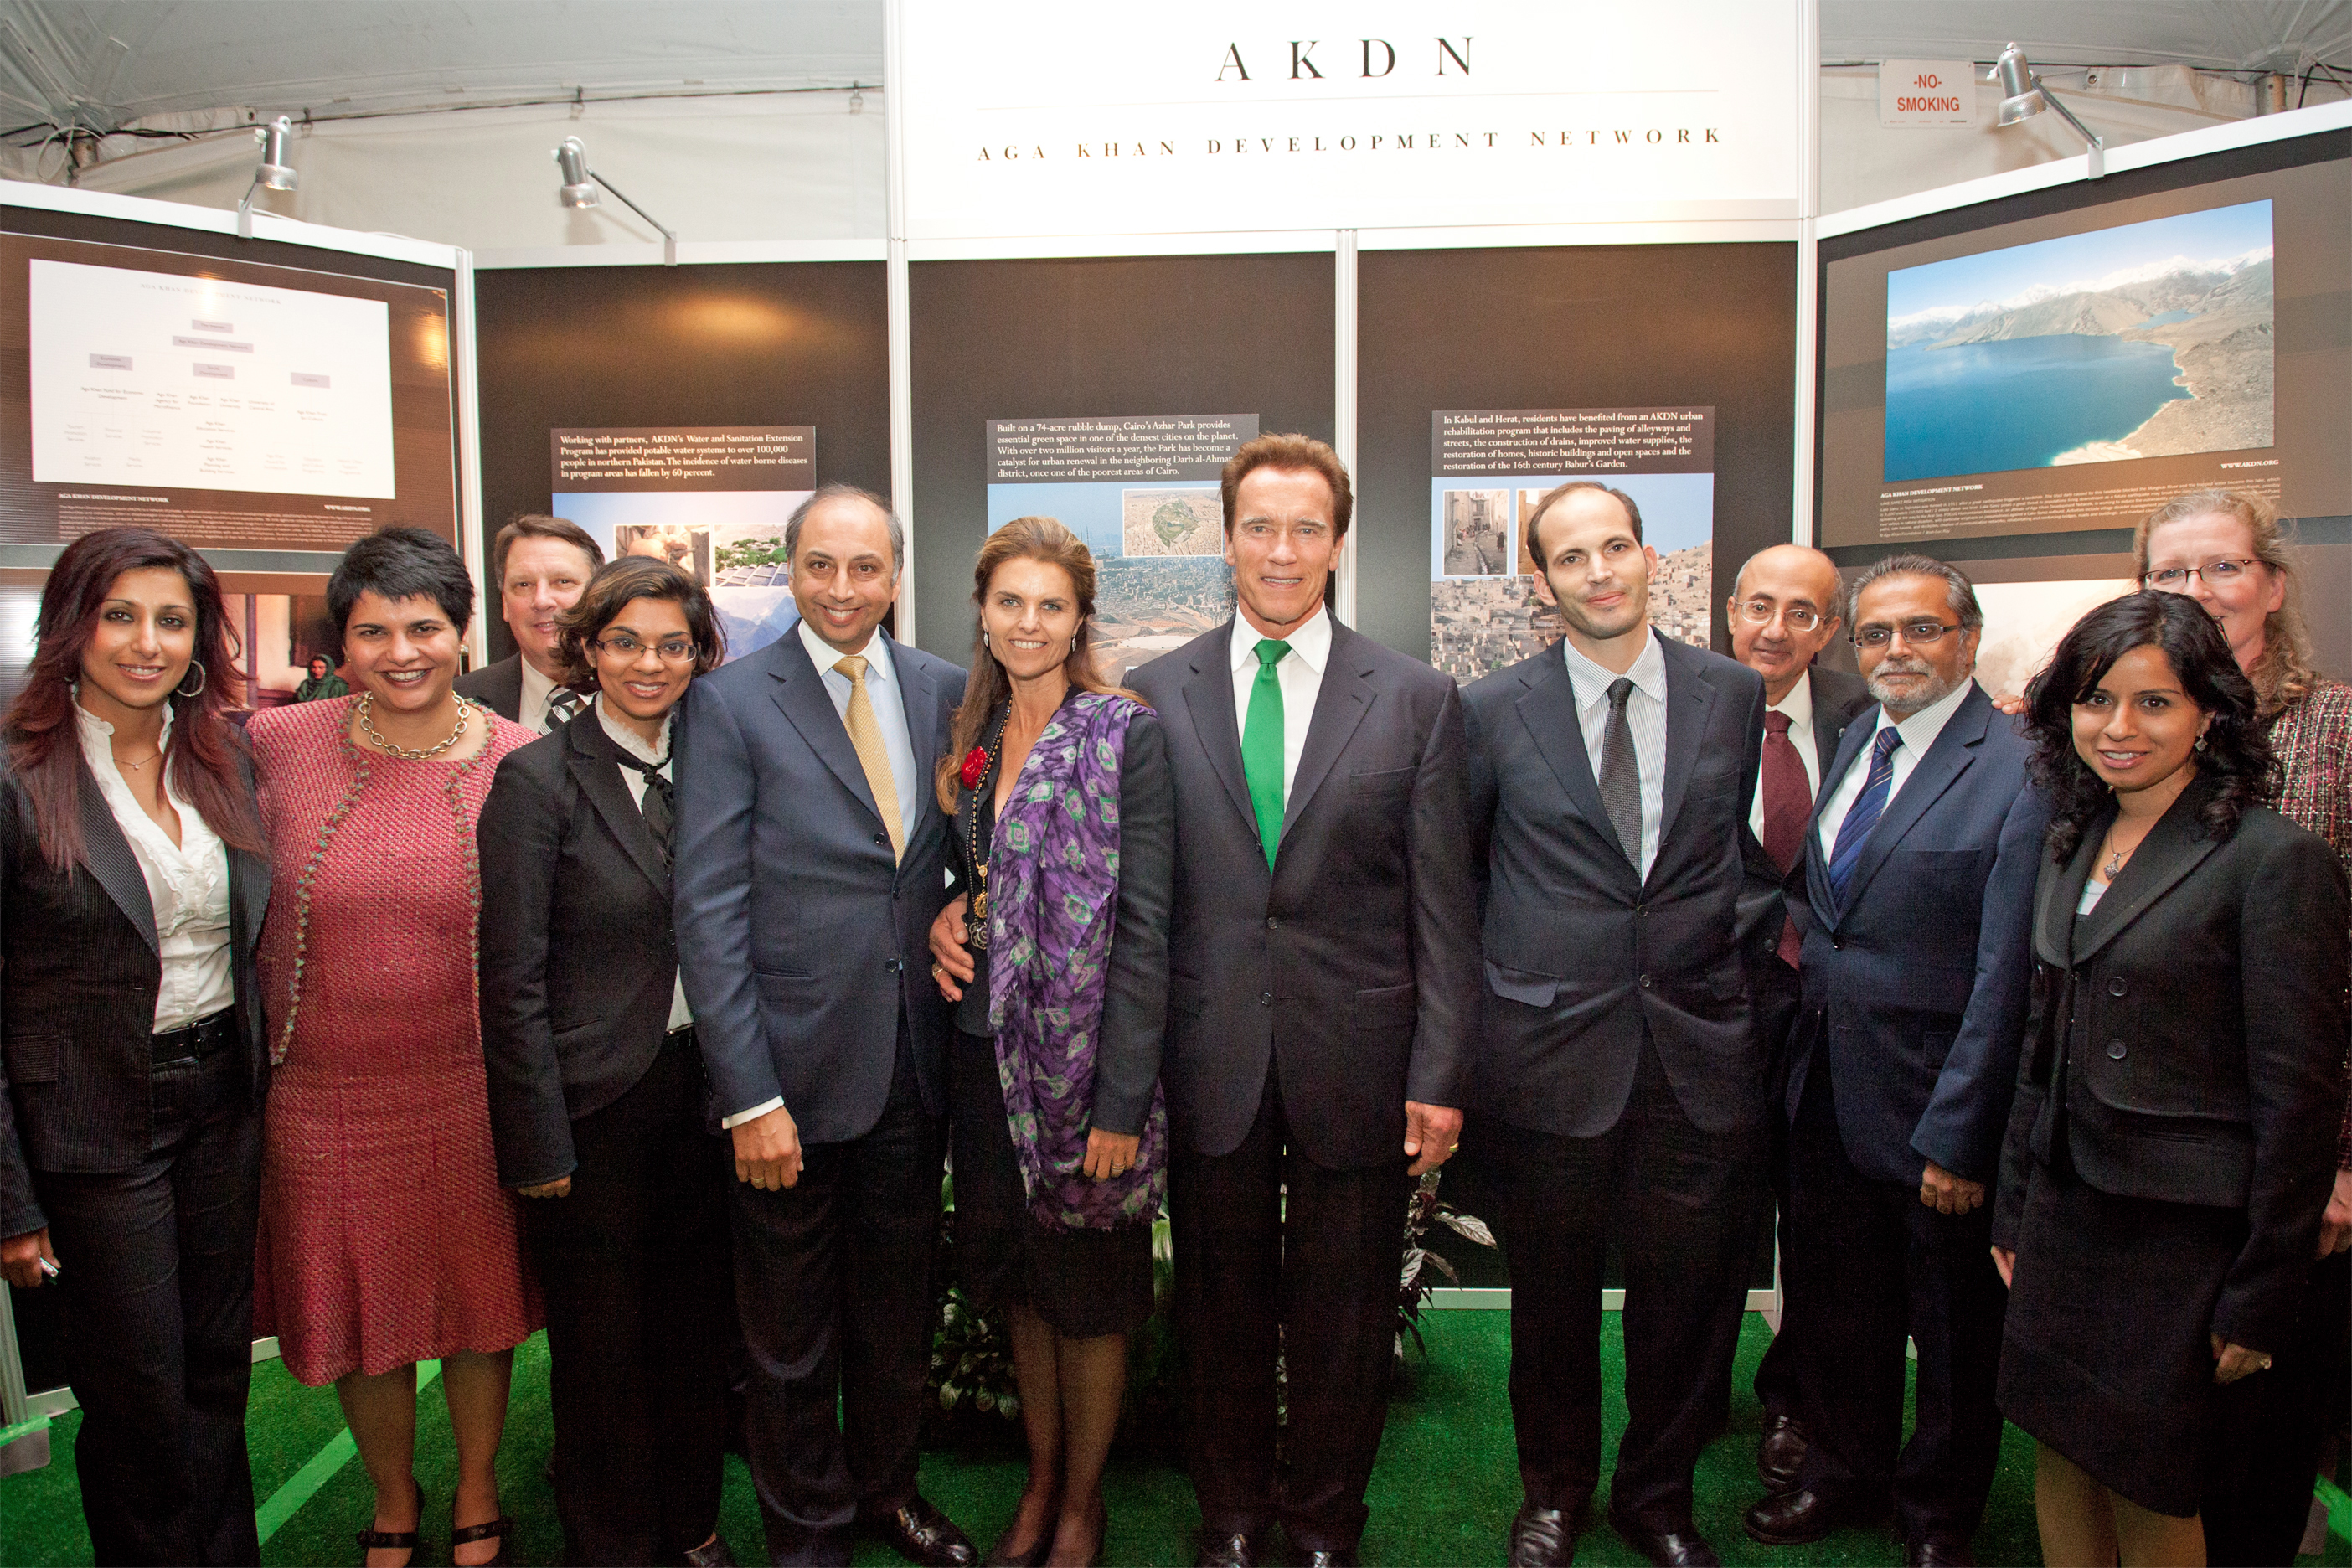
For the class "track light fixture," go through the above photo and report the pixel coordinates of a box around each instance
[1991,42,2105,178]
[235,116,299,238]
[552,134,678,265]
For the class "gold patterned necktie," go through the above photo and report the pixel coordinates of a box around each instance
[833,654,905,864]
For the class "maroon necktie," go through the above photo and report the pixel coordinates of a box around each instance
[1761,711,1810,968]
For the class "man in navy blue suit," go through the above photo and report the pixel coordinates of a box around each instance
[1742,555,2047,1568]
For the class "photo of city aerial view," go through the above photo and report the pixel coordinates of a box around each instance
[1884,199,2274,482]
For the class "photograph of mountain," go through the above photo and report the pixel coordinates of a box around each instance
[1883,200,2273,483]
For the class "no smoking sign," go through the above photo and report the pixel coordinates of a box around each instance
[1879,59,1977,126]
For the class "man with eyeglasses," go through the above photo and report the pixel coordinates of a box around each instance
[1744,555,2046,1567]
[1723,544,1875,1497]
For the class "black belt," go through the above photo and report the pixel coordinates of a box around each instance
[152,1008,235,1065]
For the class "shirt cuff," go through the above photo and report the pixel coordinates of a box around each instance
[721,1096,785,1130]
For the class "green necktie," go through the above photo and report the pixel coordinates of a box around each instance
[1243,638,1291,869]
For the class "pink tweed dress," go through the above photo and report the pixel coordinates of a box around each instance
[247,695,543,1385]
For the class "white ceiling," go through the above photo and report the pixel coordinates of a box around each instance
[2,2,2345,134]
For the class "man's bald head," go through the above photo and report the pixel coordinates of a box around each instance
[1729,544,1844,704]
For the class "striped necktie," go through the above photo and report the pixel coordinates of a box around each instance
[1827,726,1903,905]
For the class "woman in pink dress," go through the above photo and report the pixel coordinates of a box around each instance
[248,528,540,1568]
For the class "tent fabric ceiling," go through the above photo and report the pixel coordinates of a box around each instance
[1,1,2346,136]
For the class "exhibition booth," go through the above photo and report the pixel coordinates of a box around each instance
[2,3,2349,1540]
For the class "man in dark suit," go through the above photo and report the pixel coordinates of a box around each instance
[1743,555,2046,1567]
[1724,544,1874,1493]
[1127,433,1478,1568]
[455,513,603,731]
[674,484,975,1568]
[1464,482,1781,1568]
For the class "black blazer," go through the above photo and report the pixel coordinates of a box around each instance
[1127,618,1480,1169]
[1787,683,2049,1185]
[1463,633,1779,1140]
[675,629,967,1144]
[1802,665,1875,777]
[948,703,1175,1137]
[1748,663,1877,1002]
[454,653,525,724]
[478,709,691,1189]
[0,752,270,1237]
[1993,777,2347,1354]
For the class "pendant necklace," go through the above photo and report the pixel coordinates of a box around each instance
[964,713,1009,951]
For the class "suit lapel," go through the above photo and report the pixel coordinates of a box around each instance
[1832,684,1992,916]
[2070,778,2221,962]
[888,632,941,807]
[1184,624,1260,837]
[1653,640,1715,855]
[1280,626,1375,840]
[769,632,886,833]
[75,772,158,954]
[2036,811,2104,967]
[565,714,671,894]
[1514,652,1640,892]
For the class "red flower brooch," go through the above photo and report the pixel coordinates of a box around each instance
[959,745,988,789]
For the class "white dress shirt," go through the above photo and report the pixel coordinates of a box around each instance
[1561,629,1669,880]
[1228,604,1333,801]
[1813,678,1978,863]
[798,617,921,848]
[595,698,694,1035]
[1748,668,1824,843]
[518,658,562,735]
[75,701,233,1032]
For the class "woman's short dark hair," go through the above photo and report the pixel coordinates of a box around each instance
[2022,590,2273,864]
[328,526,475,635]
[555,556,725,690]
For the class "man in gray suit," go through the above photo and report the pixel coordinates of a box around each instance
[674,484,974,1568]
[1128,434,1479,1568]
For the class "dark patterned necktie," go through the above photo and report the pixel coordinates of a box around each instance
[544,687,586,732]
[1761,711,1811,967]
[1596,676,1643,870]
[1827,727,1903,906]
[614,754,673,859]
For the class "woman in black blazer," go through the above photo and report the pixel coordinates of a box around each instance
[0,528,271,1566]
[1992,591,2347,1566]
[477,557,735,1567]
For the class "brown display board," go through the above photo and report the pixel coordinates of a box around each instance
[908,252,1333,663]
[472,260,888,663]
[1358,244,1799,663]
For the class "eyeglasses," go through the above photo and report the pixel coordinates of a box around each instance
[592,635,696,663]
[1851,620,1963,649]
[2142,558,2259,590]
[1736,599,1822,632]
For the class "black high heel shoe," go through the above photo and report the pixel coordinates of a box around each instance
[451,1502,517,1567]
[355,1476,426,1565]
[984,1509,1058,1568]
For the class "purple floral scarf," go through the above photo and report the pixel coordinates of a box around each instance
[987,691,1168,1230]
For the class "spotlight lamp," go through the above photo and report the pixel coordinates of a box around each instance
[552,134,679,265]
[1990,42,2105,178]
[235,115,299,239]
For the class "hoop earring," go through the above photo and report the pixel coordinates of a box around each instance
[175,660,206,699]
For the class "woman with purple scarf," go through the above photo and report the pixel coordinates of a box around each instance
[927,516,1173,1568]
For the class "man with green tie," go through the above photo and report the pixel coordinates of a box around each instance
[1127,433,1481,1568]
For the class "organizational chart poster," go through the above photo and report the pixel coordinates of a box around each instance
[28,259,395,499]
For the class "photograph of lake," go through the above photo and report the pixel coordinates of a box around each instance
[1883,200,2274,484]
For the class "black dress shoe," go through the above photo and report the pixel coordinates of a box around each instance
[1196,1531,1260,1568]
[870,1496,978,1568]
[1509,1501,1585,1567]
[1904,1537,1976,1566]
[1294,1550,1357,1568]
[684,1538,740,1567]
[1742,1488,1881,1547]
[1607,1501,1721,1567]
[1755,1413,1808,1494]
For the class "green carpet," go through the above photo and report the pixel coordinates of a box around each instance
[4,1313,2347,1565]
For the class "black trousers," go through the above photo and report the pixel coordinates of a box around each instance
[2201,1245,2350,1565]
[1783,1055,2006,1543]
[730,1024,944,1566]
[1752,957,1803,1422]
[1481,1038,1763,1529]
[524,1033,732,1565]
[1169,1067,1410,1554]
[34,1042,263,1566]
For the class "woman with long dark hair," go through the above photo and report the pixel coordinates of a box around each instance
[1992,591,2346,1566]
[477,557,738,1566]
[0,528,271,1565]
[246,527,540,1568]
[925,517,1173,1567]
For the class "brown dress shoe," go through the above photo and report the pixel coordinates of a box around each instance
[1904,1537,1977,1566]
[1756,1413,1808,1494]
[1509,1502,1584,1567]
[1196,1531,1260,1568]
[1607,1500,1722,1567]
[869,1496,977,1567]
